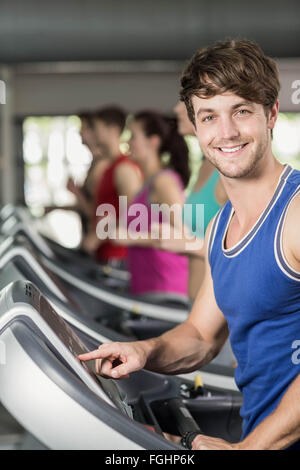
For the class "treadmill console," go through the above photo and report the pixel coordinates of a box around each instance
[1,281,132,418]
[1,216,18,234]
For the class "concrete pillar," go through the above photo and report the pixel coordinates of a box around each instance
[0,66,15,205]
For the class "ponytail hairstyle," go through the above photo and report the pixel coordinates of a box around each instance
[134,110,190,188]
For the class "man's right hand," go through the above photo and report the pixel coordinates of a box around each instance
[77,341,148,379]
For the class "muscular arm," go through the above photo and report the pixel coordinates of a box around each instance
[192,371,300,450]
[141,253,229,374]
[79,219,229,377]
[192,191,300,450]
[235,193,300,448]
[237,373,300,449]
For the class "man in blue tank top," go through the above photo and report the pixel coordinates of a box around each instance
[79,40,300,450]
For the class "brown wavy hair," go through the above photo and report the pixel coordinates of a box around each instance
[180,39,280,126]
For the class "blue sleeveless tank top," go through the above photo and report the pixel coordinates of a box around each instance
[208,164,300,447]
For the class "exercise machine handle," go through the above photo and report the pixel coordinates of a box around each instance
[167,397,203,449]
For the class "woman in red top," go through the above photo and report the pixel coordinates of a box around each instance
[82,106,142,263]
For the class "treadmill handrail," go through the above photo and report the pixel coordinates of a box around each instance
[0,235,15,257]
[43,235,131,282]
[100,264,130,282]
[1,214,189,321]
[1,219,54,259]
[0,243,130,345]
[0,241,238,392]
[0,204,15,222]
[43,257,189,323]
[0,246,68,303]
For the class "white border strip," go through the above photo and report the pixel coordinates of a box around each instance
[207,207,224,261]
[0,247,68,302]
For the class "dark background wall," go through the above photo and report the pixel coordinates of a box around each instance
[0,0,300,63]
[1,0,300,204]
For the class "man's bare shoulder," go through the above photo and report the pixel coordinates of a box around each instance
[284,191,300,227]
[282,191,300,264]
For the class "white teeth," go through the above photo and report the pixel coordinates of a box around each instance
[220,145,244,153]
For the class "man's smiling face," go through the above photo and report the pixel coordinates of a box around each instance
[192,92,278,179]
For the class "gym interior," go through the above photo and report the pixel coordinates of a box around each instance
[0,0,300,451]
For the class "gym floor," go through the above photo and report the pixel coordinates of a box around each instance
[0,403,46,450]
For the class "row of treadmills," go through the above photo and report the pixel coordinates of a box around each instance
[0,204,242,449]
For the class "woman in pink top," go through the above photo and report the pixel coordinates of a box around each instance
[118,111,190,300]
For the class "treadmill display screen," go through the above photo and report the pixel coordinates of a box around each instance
[37,290,132,417]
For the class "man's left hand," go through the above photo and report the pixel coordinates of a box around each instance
[191,434,239,450]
